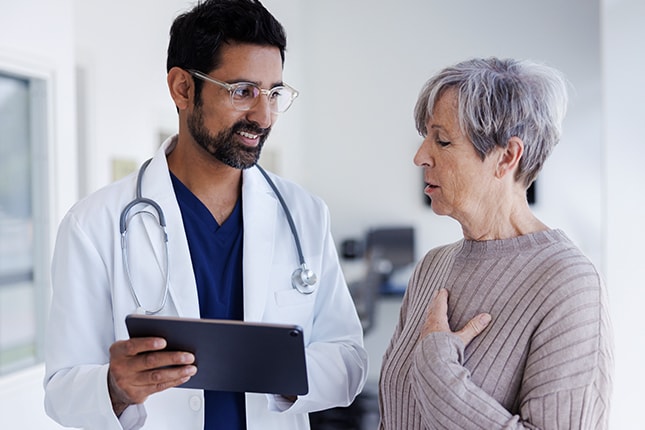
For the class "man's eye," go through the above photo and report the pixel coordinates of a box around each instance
[436,140,451,147]
[232,85,256,99]
[269,88,283,100]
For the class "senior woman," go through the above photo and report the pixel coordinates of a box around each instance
[378,58,613,429]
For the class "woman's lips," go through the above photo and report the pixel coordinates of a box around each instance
[424,183,439,195]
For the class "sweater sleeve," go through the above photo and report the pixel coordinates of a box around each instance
[412,333,530,429]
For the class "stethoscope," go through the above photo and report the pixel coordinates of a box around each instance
[119,159,318,315]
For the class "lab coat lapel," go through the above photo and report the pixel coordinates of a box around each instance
[242,167,278,322]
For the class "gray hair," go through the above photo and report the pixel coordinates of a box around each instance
[414,57,569,187]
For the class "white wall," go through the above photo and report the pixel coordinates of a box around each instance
[603,0,645,428]
[0,0,642,428]
[73,0,192,196]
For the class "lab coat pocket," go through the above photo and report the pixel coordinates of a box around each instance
[272,289,315,332]
[274,288,316,307]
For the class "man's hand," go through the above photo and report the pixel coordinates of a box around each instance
[421,288,492,347]
[107,337,197,416]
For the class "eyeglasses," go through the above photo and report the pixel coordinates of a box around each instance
[188,69,299,114]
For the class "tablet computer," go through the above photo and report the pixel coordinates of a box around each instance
[125,314,308,395]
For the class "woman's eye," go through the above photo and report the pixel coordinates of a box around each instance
[436,139,451,147]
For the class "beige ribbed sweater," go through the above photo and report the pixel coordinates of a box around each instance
[378,229,613,429]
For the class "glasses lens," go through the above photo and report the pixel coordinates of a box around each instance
[229,83,298,113]
[230,84,260,111]
[270,87,297,113]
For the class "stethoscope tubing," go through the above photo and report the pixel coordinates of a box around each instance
[120,158,170,315]
[120,159,317,315]
[255,164,306,267]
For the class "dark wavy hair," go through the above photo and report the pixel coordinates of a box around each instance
[167,0,287,103]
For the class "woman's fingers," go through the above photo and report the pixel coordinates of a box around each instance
[455,313,492,346]
[422,288,492,347]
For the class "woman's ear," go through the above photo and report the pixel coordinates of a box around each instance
[496,137,524,178]
[167,67,193,110]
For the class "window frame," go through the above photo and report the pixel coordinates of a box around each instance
[0,60,52,376]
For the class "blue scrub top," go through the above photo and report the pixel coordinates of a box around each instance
[171,172,246,430]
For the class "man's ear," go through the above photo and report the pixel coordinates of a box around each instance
[496,136,524,178]
[167,67,193,110]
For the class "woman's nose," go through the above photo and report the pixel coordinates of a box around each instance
[413,138,434,167]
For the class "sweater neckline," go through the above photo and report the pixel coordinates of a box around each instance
[458,229,568,258]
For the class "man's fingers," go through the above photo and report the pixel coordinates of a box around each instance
[456,313,492,346]
[109,363,197,408]
[146,365,197,390]
[110,337,167,359]
[109,360,197,405]
[143,361,197,385]
[111,337,194,373]
[141,350,195,372]
[108,337,196,409]
[113,349,196,384]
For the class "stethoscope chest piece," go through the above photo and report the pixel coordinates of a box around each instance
[291,264,317,295]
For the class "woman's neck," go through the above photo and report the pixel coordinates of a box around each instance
[459,197,548,241]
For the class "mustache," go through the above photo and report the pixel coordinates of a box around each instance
[231,120,270,136]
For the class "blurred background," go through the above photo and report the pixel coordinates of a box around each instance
[0,0,642,428]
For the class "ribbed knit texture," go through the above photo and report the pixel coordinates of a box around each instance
[378,229,613,429]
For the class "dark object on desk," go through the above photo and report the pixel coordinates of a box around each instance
[126,314,308,395]
[341,238,364,260]
[346,226,415,333]
[365,226,415,295]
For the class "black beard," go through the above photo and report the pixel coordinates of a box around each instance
[187,106,270,170]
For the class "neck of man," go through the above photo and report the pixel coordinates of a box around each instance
[167,138,243,225]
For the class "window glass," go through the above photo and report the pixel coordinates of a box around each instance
[0,72,37,375]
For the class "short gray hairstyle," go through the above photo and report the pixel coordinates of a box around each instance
[414,57,568,187]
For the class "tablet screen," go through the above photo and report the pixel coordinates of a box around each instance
[126,314,308,395]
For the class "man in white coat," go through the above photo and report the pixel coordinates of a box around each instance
[43,1,368,429]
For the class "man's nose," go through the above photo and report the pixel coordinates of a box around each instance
[246,93,275,129]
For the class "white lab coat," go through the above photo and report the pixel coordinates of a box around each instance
[44,136,368,430]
